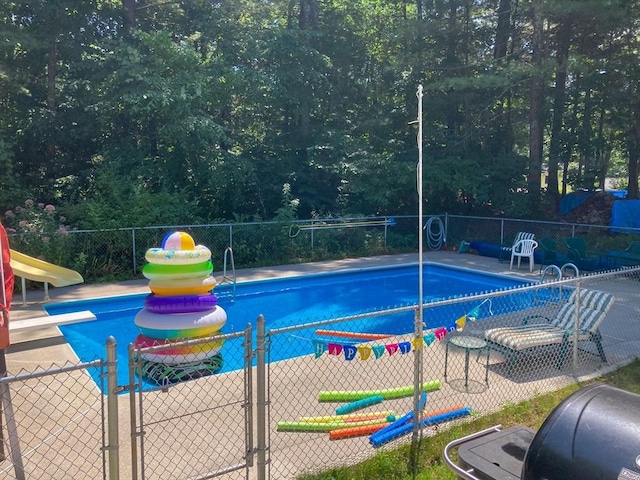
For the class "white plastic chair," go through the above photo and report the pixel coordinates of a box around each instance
[510,239,538,272]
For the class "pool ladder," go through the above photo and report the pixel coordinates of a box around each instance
[221,246,237,299]
[536,263,579,305]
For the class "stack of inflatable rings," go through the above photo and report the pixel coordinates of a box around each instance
[134,231,227,366]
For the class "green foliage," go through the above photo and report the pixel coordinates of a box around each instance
[1,0,640,221]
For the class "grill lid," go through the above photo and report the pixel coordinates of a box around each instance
[522,383,640,480]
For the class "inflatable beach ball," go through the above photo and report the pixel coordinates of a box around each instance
[162,231,196,250]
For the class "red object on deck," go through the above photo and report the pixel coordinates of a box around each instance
[0,221,14,348]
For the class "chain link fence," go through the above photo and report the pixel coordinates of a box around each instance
[0,359,107,479]
[263,266,640,478]
[7,214,640,287]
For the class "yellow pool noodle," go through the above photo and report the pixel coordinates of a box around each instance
[298,411,396,423]
[277,417,391,432]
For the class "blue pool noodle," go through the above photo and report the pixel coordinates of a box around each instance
[369,410,415,443]
[336,395,384,415]
[369,407,472,448]
[369,392,427,444]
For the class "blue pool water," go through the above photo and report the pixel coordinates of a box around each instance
[45,263,531,390]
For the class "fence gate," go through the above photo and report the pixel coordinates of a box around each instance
[129,328,254,480]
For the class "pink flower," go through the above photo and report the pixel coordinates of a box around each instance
[18,220,28,227]
[59,216,66,222]
[24,199,34,207]
[57,226,69,235]
[6,228,16,234]
[4,210,13,218]
[45,204,55,213]
[42,237,50,243]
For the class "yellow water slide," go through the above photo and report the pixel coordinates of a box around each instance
[9,249,84,305]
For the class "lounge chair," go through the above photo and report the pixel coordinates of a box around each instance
[564,237,603,271]
[499,232,535,262]
[484,289,614,374]
[606,241,640,267]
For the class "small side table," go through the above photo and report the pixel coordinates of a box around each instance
[444,335,490,393]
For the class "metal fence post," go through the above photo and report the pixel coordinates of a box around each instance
[131,229,137,275]
[573,280,581,370]
[256,315,267,480]
[106,337,120,480]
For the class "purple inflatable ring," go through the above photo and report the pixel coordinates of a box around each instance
[144,293,218,314]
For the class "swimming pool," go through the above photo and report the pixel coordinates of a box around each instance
[45,263,532,390]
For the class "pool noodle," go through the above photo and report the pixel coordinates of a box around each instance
[315,329,393,340]
[369,407,472,448]
[328,406,466,441]
[367,392,426,441]
[328,422,391,440]
[298,411,396,423]
[277,417,390,432]
[369,410,414,442]
[318,380,441,402]
[335,395,384,415]
[418,391,428,411]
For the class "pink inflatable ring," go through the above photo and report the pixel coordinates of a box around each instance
[134,334,224,365]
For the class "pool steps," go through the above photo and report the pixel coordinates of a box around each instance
[10,310,96,333]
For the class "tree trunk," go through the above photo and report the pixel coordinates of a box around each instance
[547,17,572,211]
[628,100,640,199]
[123,0,136,32]
[46,41,57,161]
[528,0,544,211]
[494,0,510,60]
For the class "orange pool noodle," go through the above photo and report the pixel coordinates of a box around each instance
[329,422,390,440]
[315,329,392,340]
[421,405,465,417]
[328,405,466,441]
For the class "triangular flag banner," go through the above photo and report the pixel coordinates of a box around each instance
[399,341,412,354]
[357,344,372,360]
[372,345,386,359]
[434,327,447,341]
[455,315,467,331]
[467,306,480,321]
[446,322,457,333]
[385,344,399,356]
[313,340,327,358]
[412,337,424,350]
[424,333,436,346]
[328,343,343,356]
[343,345,357,361]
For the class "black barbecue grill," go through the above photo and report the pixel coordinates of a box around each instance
[443,384,640,480]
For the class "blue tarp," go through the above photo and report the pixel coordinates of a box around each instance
[560,191,594,215]
[611,200,640,233]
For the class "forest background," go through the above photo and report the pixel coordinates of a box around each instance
[1,0,640,236]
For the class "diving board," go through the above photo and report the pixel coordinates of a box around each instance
[9,310,96,333]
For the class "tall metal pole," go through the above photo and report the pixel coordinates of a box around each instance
[417,85,424,334]
[411,85,425,471]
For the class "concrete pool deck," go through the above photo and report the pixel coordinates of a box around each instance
[2,251,621,479]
